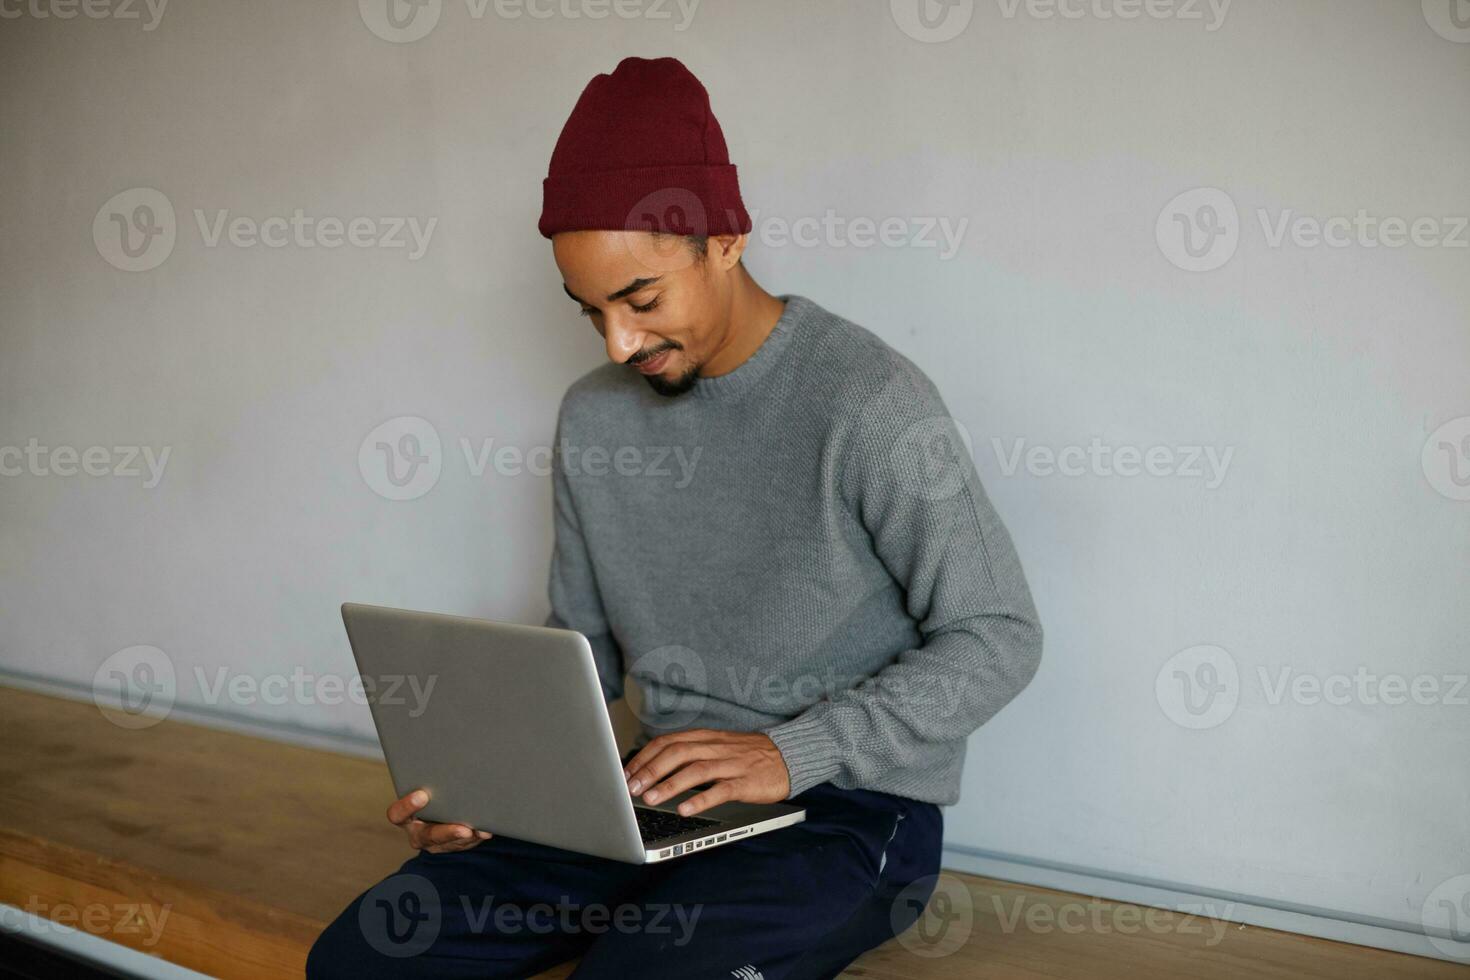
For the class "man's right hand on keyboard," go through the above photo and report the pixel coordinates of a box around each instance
[387,788,493,853]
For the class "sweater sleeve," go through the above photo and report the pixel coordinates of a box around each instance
[763,359,1043,798]
[544,406,625,705]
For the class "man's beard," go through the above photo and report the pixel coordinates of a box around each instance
[630,343,698,397]
[643,365,699,397]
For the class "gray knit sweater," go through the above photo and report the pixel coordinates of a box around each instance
[545,293,1042,805]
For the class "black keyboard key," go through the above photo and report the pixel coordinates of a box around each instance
[635,807,720,843]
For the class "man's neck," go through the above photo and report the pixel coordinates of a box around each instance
[699,275,786,379]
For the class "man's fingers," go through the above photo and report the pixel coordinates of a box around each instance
[424,835,486,854]
[640,759,740,806]
[387,789,430,826]
[627,741,723,795]
[419,821,479,849]
[622,729,714,780]
[676,779,738,817]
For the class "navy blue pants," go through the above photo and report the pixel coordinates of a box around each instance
[306,782,942,979]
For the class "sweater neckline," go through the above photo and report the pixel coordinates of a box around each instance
[689,294,808,401]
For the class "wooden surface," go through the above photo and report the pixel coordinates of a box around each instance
[0,684,1462,979]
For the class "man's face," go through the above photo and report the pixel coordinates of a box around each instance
[553,230,731,397]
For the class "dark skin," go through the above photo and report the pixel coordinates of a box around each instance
[386,228,794,852]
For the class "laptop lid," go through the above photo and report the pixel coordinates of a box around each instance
[340,602,647,863]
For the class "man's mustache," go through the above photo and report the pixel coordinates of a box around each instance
[628,342,680,366]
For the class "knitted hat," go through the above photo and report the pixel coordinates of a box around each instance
[538,57,753,240]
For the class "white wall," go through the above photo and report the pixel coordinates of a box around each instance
[2,0,1467,960]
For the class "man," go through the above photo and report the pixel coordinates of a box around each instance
[309,56,1042,979]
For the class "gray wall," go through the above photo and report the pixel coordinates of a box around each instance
[2,0,1467,961]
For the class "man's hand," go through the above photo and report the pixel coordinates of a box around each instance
[387,789,492,853]
[623,730,791,817]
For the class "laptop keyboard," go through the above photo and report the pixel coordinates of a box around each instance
[635,807,720,844]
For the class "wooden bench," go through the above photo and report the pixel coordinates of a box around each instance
[0,685,1459,978]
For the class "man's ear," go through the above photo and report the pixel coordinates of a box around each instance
[710,233,748,270]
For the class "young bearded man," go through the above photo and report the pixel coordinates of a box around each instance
[309,56,1043,979]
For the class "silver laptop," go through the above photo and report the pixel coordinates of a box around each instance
[341,602,805,864]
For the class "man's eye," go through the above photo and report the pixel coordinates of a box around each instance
[578,307,598,318]
[631,296,661,314]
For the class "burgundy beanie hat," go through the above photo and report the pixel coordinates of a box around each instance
[538,56,753,240]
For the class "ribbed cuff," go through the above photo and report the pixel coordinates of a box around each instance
[539,164,752,238]
[764,708,843,798]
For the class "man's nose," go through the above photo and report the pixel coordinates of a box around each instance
[603,320,648,365]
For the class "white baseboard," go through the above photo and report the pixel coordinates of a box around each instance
[942,845,1466,964]
[0,667,385,759]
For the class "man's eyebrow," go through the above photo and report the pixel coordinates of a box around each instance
[563,276,663,307]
